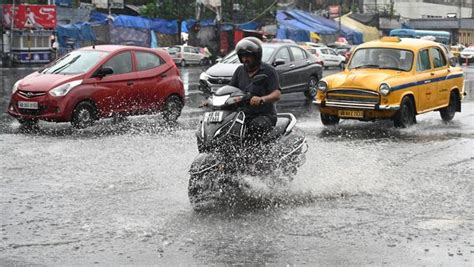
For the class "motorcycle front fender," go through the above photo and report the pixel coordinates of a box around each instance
[189,153,221,175]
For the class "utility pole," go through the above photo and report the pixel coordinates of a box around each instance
[459,0,462,44]
[9,0,15,66]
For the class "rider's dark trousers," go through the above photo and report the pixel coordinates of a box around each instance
[245,114,277,142]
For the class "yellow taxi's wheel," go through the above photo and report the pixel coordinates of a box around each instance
[393,96,416,128]
[440,91,458,122]
[320,113,340,126]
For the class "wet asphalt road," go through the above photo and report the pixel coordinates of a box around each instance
[0,66,473,265]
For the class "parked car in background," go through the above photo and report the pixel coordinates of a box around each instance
[459,47,474,64]
[300,45,324,66]
[8,45,185,128]
[315,37,465,127]
[167,45,210,67]
[199,42,323,99]
[313,46,346,69]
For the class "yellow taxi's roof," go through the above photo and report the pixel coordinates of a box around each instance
[357,37,442,51]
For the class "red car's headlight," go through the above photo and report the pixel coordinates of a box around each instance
[49,80,83,97]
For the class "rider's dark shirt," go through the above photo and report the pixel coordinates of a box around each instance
[229,62,280,118]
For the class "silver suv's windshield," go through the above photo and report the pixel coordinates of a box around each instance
[220,46,276,64]
[42,50,109,75]
[349,48,414,71]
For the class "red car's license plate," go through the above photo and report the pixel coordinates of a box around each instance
[18,101,39,110]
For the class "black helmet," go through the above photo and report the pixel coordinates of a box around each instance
[235,37,263,64]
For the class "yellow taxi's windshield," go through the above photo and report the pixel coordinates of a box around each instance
[349,48,414,72]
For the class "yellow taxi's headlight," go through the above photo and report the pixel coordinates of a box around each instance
[317,81,328,92]
[379,83,391,96]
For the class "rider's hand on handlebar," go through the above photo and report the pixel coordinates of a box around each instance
[199,100,209,108]
[250,96,264,106]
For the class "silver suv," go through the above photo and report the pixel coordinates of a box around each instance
[199,42,323,99]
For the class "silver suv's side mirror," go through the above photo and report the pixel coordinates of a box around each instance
[273,58,285,66]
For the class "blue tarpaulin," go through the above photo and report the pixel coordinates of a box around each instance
[185,19,233,31]
[236,22,259,30]
[92,14,179,35]
[276,11,336,41]
[277,11,336,35]
[289,10,363,44]
[150,18,178,35]
[276,26,310,42]
[276,10,363,44]
[113,15,152,30]
[89,11,110,25]
[56,22,96,48]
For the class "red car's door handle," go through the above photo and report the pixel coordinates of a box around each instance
[160,73,167,78]
[127,81,134,86]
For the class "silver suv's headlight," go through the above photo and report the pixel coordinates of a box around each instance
[379,83,391,96]
[317,81,328,92]
[49,80,83,97]
[199,72,210,81]
[12,80,21,94]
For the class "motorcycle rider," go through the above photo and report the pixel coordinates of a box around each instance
[230,37,281,142]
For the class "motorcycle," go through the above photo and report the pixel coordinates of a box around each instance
[188,74,308,211]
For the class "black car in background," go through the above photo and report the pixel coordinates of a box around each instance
[199,43,323,99]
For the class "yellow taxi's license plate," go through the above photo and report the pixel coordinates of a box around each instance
[338,110,364,118]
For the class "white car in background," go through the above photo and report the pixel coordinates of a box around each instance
[313,46,346,69]
[459,47,474,64]
[167,45,210,67]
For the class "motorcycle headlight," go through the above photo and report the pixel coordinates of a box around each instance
[12,80,22,94]
[317,81,328,92]
[199,72,210,81]
[225,95,243,105]
[210,95,230,107]
[379,83,391,96]
[49,80,83,97]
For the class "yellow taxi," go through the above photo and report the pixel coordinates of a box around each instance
[450,45,463,58]
[314,37,465,127]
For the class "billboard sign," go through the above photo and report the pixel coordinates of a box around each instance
[2,4,57,29]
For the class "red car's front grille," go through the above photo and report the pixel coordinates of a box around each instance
[18,90,47,98]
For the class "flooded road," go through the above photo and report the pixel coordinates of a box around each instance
[1,66,473,265]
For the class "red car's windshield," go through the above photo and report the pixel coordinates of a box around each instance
[42,50,109,75]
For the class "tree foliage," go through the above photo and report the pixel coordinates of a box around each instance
[139,0,197,20]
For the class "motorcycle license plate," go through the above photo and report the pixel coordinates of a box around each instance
[18,101,39,110]
[338,110,363,118]
[204,111,224,123]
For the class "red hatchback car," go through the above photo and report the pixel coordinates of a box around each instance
[8,45,185,128]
